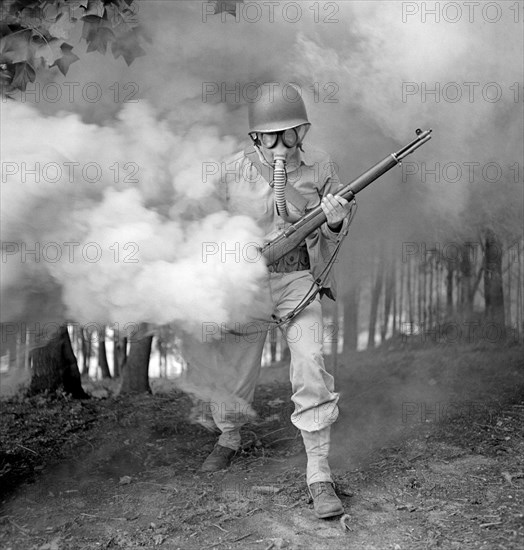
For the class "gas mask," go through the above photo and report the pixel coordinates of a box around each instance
[250,125,309,221]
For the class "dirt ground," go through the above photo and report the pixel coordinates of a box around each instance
[1,343,523,550]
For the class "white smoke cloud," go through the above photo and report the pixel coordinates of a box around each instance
[1,101,269,336]
[2,0,522,333]
[291,3,522,177]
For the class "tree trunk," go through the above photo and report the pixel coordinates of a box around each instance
[16,326,31,370]
[446,263,454,318]
[483,229,505,330]
[459,243,474,319]
[1,323,18,370]
[407,254,413,327]
[422,261,427,328]
[517,244,523,335]
[157,336,168,378]
[269,327,277,363]
[428,256,434,328]
[113,333,127,378]
[158,339,164,378]
[118,323,152,394]
[98,325,111,379]
[381,259,395,343]
[417,264,422,327]
[368,253,385,349]
[342,285,360,354]
[330,300,339,377]
[506,249,512,326]
[80,327,91,376]
[398,257,404,334]
[435,260,441,324]
[28,325,89,398]
[392,264,398,336]
[281,336,291,363]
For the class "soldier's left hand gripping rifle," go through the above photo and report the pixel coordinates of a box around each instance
[260,128,433,267]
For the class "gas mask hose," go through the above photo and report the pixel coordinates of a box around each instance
[273,155,291,221]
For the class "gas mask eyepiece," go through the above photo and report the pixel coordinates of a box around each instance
[259,128,299,149]
[249,125,309,150]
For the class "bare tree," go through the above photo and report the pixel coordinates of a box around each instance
[367,249,385,349]
[381,257,395,343]
[98,325,111,379]
[28,325,88,398]
[483,229,505,330]
[118,323,152,394]
[342,285,360,354]
[112,329,127,378]
[80,327,92,377]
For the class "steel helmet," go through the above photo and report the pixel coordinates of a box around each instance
[248,82,310,134]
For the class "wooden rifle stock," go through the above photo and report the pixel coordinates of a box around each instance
[260,128,432,265]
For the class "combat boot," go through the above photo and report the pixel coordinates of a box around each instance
[301,426,344,518]
[308,481,344,518]
[200,444,236,472]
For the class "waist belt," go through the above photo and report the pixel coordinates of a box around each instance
[268,245,310,273]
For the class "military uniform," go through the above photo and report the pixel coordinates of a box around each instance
[188,82,347,518]
[187,144,344,488]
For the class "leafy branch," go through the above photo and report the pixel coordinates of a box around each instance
[0,0,144,93]
[0,0,244,94]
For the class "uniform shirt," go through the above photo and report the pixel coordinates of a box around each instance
[218,144,344,299]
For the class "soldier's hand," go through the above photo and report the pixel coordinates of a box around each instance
[321,194,352,230]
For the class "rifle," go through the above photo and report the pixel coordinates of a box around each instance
[260,128,432,265]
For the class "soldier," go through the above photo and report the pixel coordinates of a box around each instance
[197,83,352,519]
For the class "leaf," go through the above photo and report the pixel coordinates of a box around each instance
[0,62,14,90]
[0,28,32,64]
[0,21,11,38]
[82,0,105,19]
[34,37,63,67]
[10,60,35,91]
[86,26,115,54]
[81,15,102,42]
[209,0,243,16]
[19,5,44,28]
[339,514,352,532]
[48,13,76,41]
[8,1,41,12]
[51,43,79,76]
[501,471,513,484]
[41,2,61,23]
[111,30,145,65]
[54,2,84,23]
[105,2,139,30]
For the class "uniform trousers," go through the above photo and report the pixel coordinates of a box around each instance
[185,270,340,483]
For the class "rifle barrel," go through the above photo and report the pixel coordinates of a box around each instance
[260,129,432,265]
